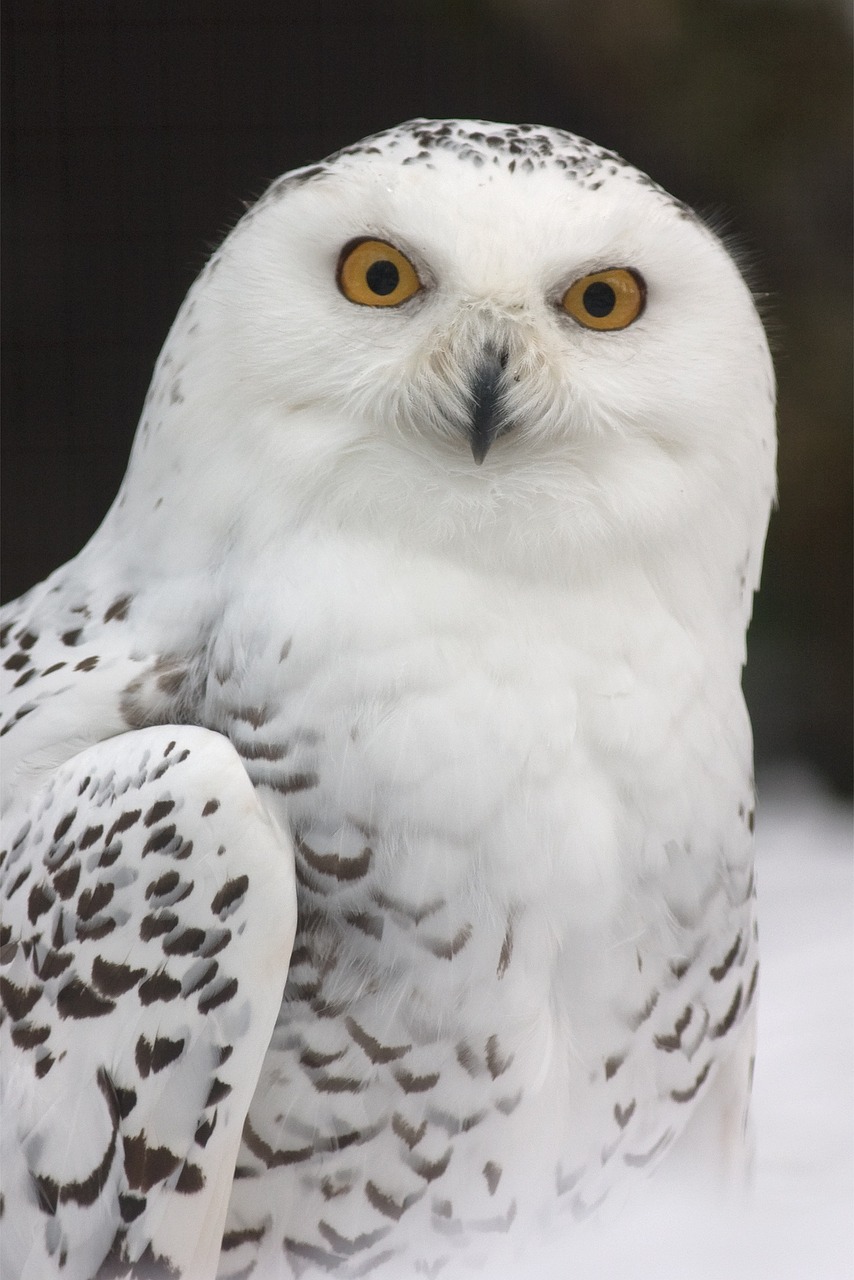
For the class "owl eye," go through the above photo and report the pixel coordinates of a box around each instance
[562,268,645,331]
[337,238,422,307]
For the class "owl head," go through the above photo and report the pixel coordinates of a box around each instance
[107,120,775,628]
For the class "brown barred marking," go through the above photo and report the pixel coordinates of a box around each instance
[78,825,104,850]
[372,889,445,925]
[392,1114,427,1149]
[163,927,207,956]
[312,1072,366,1095]
[53,810,77,842]
[629,989,659,1029]
[711,985,743,1039]
[201,799,220,816]
[269,772,320,796]
[284,1238,345,1269]
[103,594,133,623]
[670,1061,712,1103]
[145,871,180,900]
[57,977,115,1019]
[234,739,290,762]
[497,918,514,978]
[91,956,146,997]
[345,910,384,939]
[53,863,81,899]
[365,1180,424,1221]
[346,1017,411,1065]
[406,1148,451,1183]
[623,1128,674,1168]
[175,1162,205,1194]
[197,976,238,1014]
[142,825,178,856]
[38,950,72,979]
[123,1134,181,1193]
[393,1066,441,1094]
[228,704,272,730]
[118,1194,146,1223]
[77,881,115,921]
[144,800,175,828]
[194,1115,216,1148]
[485,1035,513,1080]
[710,932,742,982]
[318,1221,391,1257]
[205,1078,232,1107]
[654,1005,692,1052]
[424,924,472,960]
[138,971,182,1004]
[483,1161,502,1195]
[27,882,55,924]
[11,1022,50,1049]
[105,810,142,845]
[243,1118,315,1168]
[135,1034,185,1078]
[222,1226,265,1251]
[613,1099,636,1129]
[296,836,372,882]
[211,876,249,917]
[300,1045,347,1071]
[74,656,99,673]
[604,1053,625,1080]
[140,911,178,941]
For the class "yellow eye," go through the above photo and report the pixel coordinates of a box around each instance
[562,268,645,331]
[337,238,422,307]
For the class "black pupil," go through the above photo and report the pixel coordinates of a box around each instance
[583,281,617,317]
[366,259,400,296]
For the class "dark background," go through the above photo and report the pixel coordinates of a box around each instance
[2,0,851,793]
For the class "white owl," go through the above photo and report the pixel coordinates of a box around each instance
[0,119,776,1279]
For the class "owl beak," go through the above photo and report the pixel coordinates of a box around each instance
[468,347,509,464]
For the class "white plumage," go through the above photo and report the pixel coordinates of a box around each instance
[0,119,776,1278]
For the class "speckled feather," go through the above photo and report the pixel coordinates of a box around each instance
[1,119,775,1277]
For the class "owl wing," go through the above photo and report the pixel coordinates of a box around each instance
[0,724,297,1280]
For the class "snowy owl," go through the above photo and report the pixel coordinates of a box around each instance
[1,119,776,1279]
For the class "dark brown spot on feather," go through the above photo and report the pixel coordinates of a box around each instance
[197,976,238,1013]
[1,977,41,1020]
[144,800,175,827]
[78,881,114,920]
[92,956,146,997]
[104,595,133,623]
[393,1066,440,1094]
[138,971,182,1004]
[57,977,115,1019]
[12,1021,50,1049]
[27,881,55,924]
[211,876,249,917]
[483,1161,502,1195]
[124,1133,181,1192]
[365,1181,423,1221]
[346,1017,411,1064]
[711,985,743,1039]
[53,863,81,899]
[710,933,742,982]
[175,1162,205,1194]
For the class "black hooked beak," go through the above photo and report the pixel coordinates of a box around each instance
[468,347,510,465]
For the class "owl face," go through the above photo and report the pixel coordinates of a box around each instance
[123,122,775,594]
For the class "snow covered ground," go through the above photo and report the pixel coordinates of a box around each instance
[514,771,854,1280]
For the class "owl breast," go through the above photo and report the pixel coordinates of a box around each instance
[201,533,756,1276]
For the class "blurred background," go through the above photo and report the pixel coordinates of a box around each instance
[2,0,851,794]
